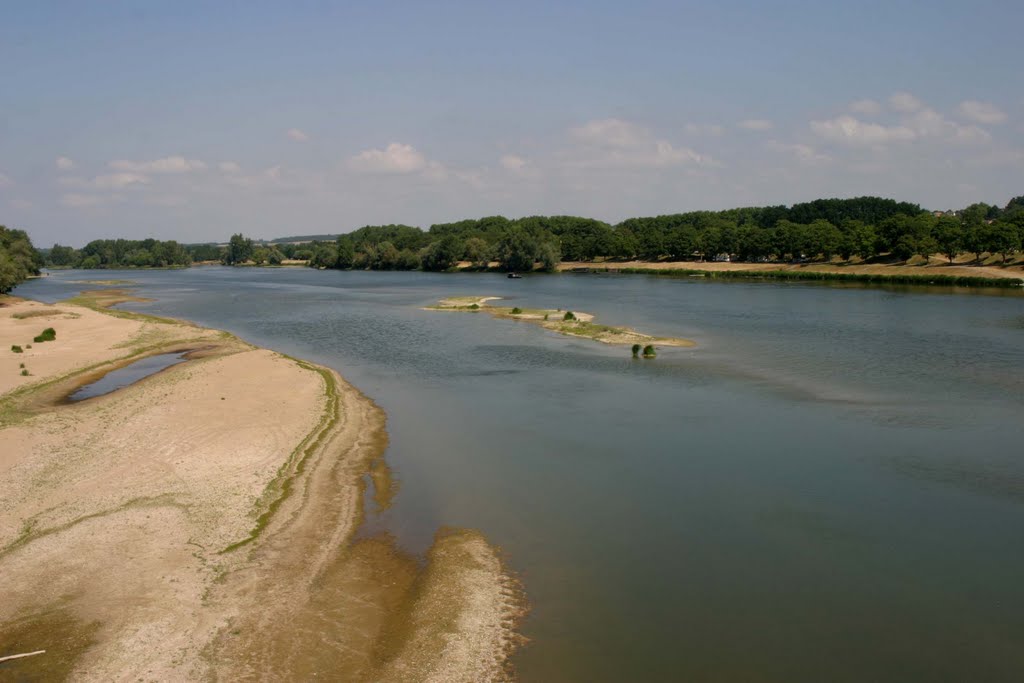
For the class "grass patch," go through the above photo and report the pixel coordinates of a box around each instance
[11,345,23,353]
[219,358,342,554]
[12,309,68,319]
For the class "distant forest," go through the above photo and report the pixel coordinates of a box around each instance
[38,195,1024,273]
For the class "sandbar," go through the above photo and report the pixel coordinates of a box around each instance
[0,293,524,681]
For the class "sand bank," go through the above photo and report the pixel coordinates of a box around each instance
[557,257,1024,280]
[428,296,695,348]
[0,294,523,681]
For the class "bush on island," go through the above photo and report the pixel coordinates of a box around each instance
[642,345,656,358]
[511,307,523,314]
[563,311,576,321]
[632,344,641,358]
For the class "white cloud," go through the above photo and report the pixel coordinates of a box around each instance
[219,161,241,173]
[909,109,991,143]
[349,143,427,174]
[60,193,120,208]
[286,128,309,142]
[568,118,709,168]
[957,100,1007,125]
[92,172,150,190]
[570,118,648,148]
[0,173,10,187]
[500,154,527,171]
[683,123,726,136]
[810,115,916,145]
[739,119,773,131]
[56,156,75,171]
[109,156,206,173]
[766,141,831,165]
[889,92,923,113]
[849,99,882,115]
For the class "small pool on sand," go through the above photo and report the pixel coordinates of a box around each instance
[67,352,189,402]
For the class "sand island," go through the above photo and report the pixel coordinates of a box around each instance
[0,290,523,681]
[427,296,696,349]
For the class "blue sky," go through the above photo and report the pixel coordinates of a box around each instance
[2,0,1022,245]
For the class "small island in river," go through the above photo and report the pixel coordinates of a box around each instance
[427,296,696,348]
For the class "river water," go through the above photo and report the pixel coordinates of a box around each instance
[18,268,1024,682]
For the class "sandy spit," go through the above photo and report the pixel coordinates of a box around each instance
[0,296,524,681]
[557,257,1024,279]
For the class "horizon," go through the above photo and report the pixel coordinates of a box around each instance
[2,1,1022,247]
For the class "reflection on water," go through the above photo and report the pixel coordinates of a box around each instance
[18,268,1024,682]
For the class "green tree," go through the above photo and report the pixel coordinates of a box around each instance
[223,233,254,265]
[495,228,538,272]
[933,217,964,263]
[421,234,463,271]
[463,237,490,268]
[982,221,1021,263]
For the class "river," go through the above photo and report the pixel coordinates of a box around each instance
[18,268,1024,682]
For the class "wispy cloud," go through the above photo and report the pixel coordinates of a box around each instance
[889,92,923,113]
[739,119,773,131]
[349,143,428,173]
[286,128,310,142]
[109,156,207,173]
[60,192,121,208]
[568,118,709,168]
[811,115,916,146]
[56,156,75,171]
[849,99,882,115]
[957,100,1007,125]
[218,161,241,173]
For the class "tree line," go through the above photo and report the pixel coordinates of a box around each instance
[0,225,41,293]
[44,238,193,269]
[33,194,1024,274]
[298,195,1024,272]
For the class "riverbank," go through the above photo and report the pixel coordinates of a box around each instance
[0,293,523,681]
[556,258,1024,287]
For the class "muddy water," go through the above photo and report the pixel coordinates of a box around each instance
[18,268,1024,682]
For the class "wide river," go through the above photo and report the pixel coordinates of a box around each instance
[20,268,1024,682]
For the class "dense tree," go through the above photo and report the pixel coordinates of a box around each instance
[223,234,254,265]
[420,235,463,271]
[494,227,539,272]
[983,221,1021,263]
[0,226,41,293]
[933,218,964,263]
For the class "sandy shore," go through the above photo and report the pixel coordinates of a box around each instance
[0,294,523,681]
[556,257,1024,280]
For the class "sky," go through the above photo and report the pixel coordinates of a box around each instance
[1,0,1022,246]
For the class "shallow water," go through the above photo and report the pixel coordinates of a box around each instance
[18,268,1024,682]
[66,352,188,402]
